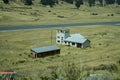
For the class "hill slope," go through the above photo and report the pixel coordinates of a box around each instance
[0,1,120,26]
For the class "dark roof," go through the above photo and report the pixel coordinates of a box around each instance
[31,45,60,54]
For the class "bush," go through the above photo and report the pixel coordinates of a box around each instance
[117,59,120,64]
[93,64,118,72]
[63,63,81,80]
[111,13,114,16]
[90,12,98,15]
[57,15,65,18]
[17,59,26,64]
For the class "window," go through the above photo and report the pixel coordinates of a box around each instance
[57,36,60,38]
[72,43,75,45]
[61,37,63,40]
[57,40,60,43]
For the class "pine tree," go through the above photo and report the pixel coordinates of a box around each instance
[66,0,74,4]
[75,0,83,9]
[105,0,115,5]
[40,0,56,7]
[25,0,33,5]
[88,0,95,7]
[98,0,103,6]
[3,0,9,4]
[117,0,120,5]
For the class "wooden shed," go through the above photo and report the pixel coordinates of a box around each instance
[30,45,60,58]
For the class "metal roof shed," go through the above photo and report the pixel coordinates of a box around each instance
[64,34,87,43]
[64,34,90,48]
[30,45,60,58]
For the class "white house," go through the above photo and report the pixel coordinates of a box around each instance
[56,29,90,48]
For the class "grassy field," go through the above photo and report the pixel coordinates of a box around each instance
[0,25,120,79]
[0,1,120,26]
[0,1,120,79]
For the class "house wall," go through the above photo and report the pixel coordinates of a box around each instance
[65,41,90,48]
[56,29,70,44]
[65,41,78,47]
[37,50,60,58]
[30,49,60,58]
[83,40,90,48]
[30,50,37,58]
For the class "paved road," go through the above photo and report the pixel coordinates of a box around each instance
[0,21,120,31]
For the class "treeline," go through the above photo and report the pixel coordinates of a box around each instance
[2,0,120,9]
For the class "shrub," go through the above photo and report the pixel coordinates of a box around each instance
[117,59,120,64]
[57,15,65,18]
[93,64,118,72]
[63,63,81,80]
[17,59,26,64]
[111,13,114,16]
[90,12,98,15]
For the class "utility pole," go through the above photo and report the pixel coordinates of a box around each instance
[51,30,53,45]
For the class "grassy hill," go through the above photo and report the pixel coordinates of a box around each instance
[0,0,120,26]
[0,1,120,80]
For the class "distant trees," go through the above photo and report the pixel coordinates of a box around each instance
[2,0,120,7]
[98,0,103,6]
[40,0,58,7]
[117,0,120,5]
[105,0,115,5]
[75,0,83,9]
[88,0,95,7]
[3,0,9,4]
[25,0,33,5]
[65,0,74,4]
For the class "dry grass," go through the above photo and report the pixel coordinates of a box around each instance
[0,26,120,75]
[0,2,120,26]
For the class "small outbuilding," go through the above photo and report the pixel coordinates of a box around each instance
[30,45,60,58]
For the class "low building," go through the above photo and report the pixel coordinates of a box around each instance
[30,45,60,58]
[0,70,16,80]
[56,29,90,48]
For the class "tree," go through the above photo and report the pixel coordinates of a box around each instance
[25,0,33,5]
[88,0,95,7]
[105,0,115,5]
[3,0,9,4]
[49,0,55,7]
[98,0,103,6]
[116,0,120,5]
[75,0,83,9]
[65,0,74,4]
[40,0,56,7]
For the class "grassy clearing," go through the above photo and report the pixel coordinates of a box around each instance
[0,25,120,77]
[0,2,120,26]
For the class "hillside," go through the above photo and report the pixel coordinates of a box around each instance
[0,0,120,26]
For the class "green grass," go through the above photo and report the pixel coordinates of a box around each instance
[0,1,120,26]
[0,26,120,76]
